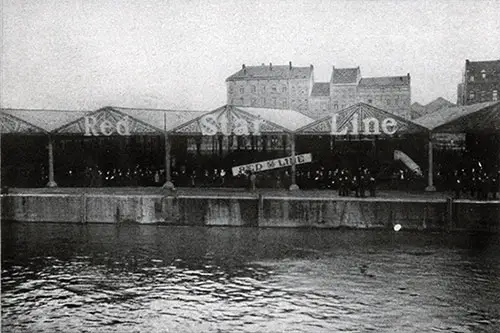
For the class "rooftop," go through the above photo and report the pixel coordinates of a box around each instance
[359,75,410,86]
[330,67,360,84]
[310,83,330,97]
[226,63,313,81]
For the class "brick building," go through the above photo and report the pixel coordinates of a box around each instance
[225,62,314,115]
[226,62,411,119]
[457,59,500,105]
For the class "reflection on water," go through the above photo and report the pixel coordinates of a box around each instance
[2,222,500,332]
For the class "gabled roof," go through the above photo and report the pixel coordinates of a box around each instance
[1,111,48,134]
[226,64,313,81]
[238,107,314,131]
[414,101,500,133]
[359,75,409,86]
[170,105,315,135]
[310,83,330,97]
[1,109,89,133]
[330,67,360,84]
[1,107,205,135]
[295,103,428,135]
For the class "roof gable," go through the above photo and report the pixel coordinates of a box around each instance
[0,111,47,134]
[171,105,314,135]
[296,103,427,135]
[414,101,500,132]
[53,107,164,135]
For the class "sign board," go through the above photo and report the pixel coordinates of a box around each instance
[231,153,312,176]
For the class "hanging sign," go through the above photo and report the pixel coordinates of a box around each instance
[231,153,312,176]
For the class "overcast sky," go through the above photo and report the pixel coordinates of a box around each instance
[2,0,499,111]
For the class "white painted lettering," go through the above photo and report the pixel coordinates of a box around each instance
[233,119,249,136]
[116,116,130,135]
[331,114,348,135]
[381,118,397,135]
[362,117,381,135]
[199,115,218,136]
[100,120,114,136]
[84,116,99,136]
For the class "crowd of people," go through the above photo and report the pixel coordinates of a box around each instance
[444,167,499,200]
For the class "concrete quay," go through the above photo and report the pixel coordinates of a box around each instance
[1,188,499,231]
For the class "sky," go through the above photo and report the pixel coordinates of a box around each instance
[1,0,499,111]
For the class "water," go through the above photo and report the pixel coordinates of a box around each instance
[2,223,500,333]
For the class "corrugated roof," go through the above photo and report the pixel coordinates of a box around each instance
[359,76,409,86]
[226,64,312,81]
[296,102,428,135]
[414,101,500,132]
[330,67,359,84]
[238,107,314,131]
[310,83,330,97]
[1,107,206,135]
[1,109,90,132]
[112,107,205,131]
[170,105,315,135]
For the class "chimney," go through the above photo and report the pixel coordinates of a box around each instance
[242,64,246,74]
[270,62,272,71]
[310,64,314,70]
[289,61,292,70]
[261,63,265,66]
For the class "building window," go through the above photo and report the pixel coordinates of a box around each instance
[481,70,486,79]
[469,75,474,82]
[367,99,373,104]
[240,97,244,105]
[272,85,277,92]
[334,104,338,110]
[251,98,256,106]
[282,100,287,108]
[387,99,391,105]
[262,97,266,105]
[261,86,266,92]
[272,97,277,106]
[493,90,498,101]
[229,86,233,93]
[282,86,287,93]
[341,104,345,109]
[251,85,256,93]
[469,91,475,100]
[240,87,244,94]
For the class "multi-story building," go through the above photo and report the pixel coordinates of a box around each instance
[358,75,411,119]
[226,62,411,119]
[225,62,314,115]
[457,59,500,106]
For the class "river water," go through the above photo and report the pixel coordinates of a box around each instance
[2,223,500,333]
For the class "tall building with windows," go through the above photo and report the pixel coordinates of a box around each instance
[226,62,411,119]
[457,59,500,106]
[225,62,314,115]
[310,67,411,119]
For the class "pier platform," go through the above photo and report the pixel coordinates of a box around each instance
[1,187,499,231]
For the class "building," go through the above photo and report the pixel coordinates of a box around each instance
[410,97,454,120]
[227,62,412,119]
[309,67,411,119]
[457,59,500,106]
[225,62,314,115]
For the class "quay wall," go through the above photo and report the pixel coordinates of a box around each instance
[1,193,499,231]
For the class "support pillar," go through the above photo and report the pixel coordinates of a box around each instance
[425,133,436,192]
[163,134,175,190]
[289,133,299,191]
[46,136,57,187]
